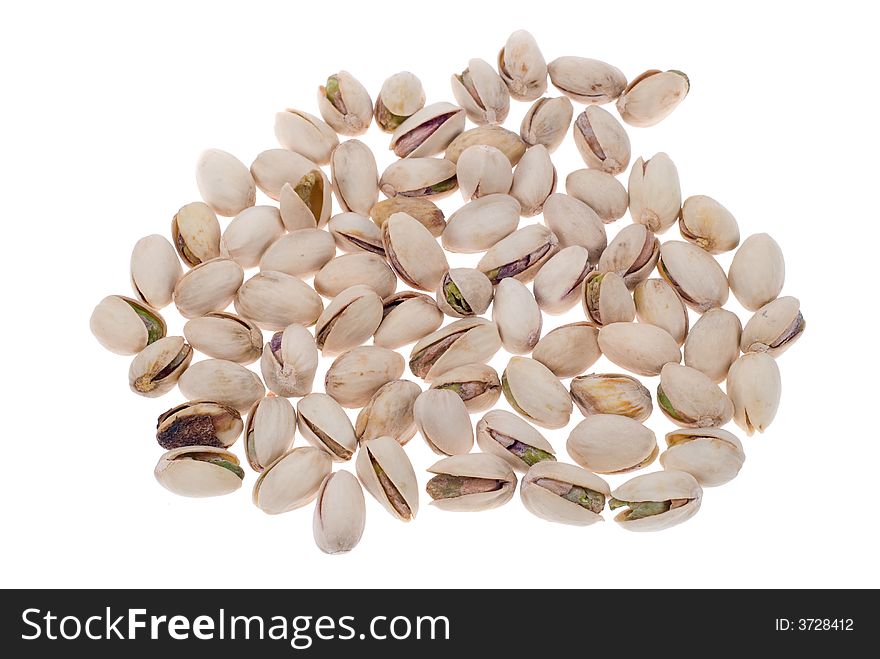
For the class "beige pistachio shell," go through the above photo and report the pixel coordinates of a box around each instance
[235,271,323,331]
[534,245,593,314]
[195,149,256,217]
[565,168,629,223]
[436,268,494,318]
[683,307,742,383]
[172,257,244,320]
[570,373,652,421]
[328,212,384,256]
[129,336,193,398]
[183,312,262,364]
[598,322,681,376]
[510,144,556,216]
[375,71,426,131]
[493,278,542,354]
[374,292,443,349]
[442,194,520,253]
[156,400,243,450]
[581,271,635,327]
[260,229,337,278]
[370,197,446,237]
[274,109,339,165]
[409,317,501,381]
[390,102,466,159]
[219,206,284,269]
[521,461,611,526]
[451,58,510,125]
[297,393,358,461]
[178,358,265,411]
[318,71,373,136]
[130,234,182,309]
[426,453,517,511]
[331,139,379,216]
[171,202,221,267]
[542,193,607,266]
[502,356,572,429]
[244,395,296,472]
[498,29,547,101]
[661,427,745,487]
[444,125,526,166]
[250,149,322,204]
[477,223,559,285]
[260,324,318,398]
[679,195,740,254]
[726,352,781,436]
[315,285,383,356]
[429,363,502,413]
[616,70,689,128]
[279,173,332,231]
[253,447,332,514]
[628,153,682,234]
[356,436,419,521]
[154,446,244,498]
[598,223,660,289]
[728,233,785,311]
[456,145,513,201]
[355,379,422,445]
[90,295,166,355]
[741,296,804,357]
[658,363,734,428]
[382,212,449,291]
[476,409,555,472]
[413,389,474,456]
[548,56,626,104]
[379,157,458,200]
[658,240,729,312]
[567,414,658,474]
[314,253,397,299]
[633,278,689,345]
[532,323,601,378]
[325,346,405,408]
[573,106,631,175]
[520,96,573,152]
[313,471,366,555]
[610,470,701,532]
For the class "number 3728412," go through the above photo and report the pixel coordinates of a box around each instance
[776,619,854,631]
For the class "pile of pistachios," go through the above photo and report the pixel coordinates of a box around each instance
[90,30,805,552]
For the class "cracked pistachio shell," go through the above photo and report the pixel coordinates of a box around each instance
[374,292,443,349]
[173,257,244,320]
[436,268,494,318]
[442,194,520,253]
[331,139,379,216]
[220,206,284,268]
[382,212,449,291]
[172,202,221,267]
[355,379,422,445]
[251,149,329,206]
[521,461,610,526]
[130,234,182,309]
[183,312,262,364]
[317,71,373,136]
[426,453,516,511]
[520,96,573,152]
[476,409,555,472]
[679,195,740,254]
[390,102,465,158]
[235,271,323,331]
[741,296,804,357]
[456,145,513,201]
[90,295,166,355]
[661,427,745,487]
[371,197,446,237]
[375,71,426,132]
[570,373,652,421]
[178,358,265,411]
[567,414,658,474]
[195,149,256,217]
[451,58,510,125]
[497,29,547,101]
[510,144,556,216]
[297,393,358,461]
[581,271,636,326]
[477,223,559,285]
[261,229,336,278]
[253,447,332,514]
[429,363,502,413]
[658,240,729,312]
[493,278,542,354]
[573,106,631,175]
[548,56,627,104]
[356,436,419,521]
[314,285,383,356]
[260,324,318,398]
[532,323,601,378]
[617,70,689,128]
[542,193,607,266]
[629,153,682,234]
[633,278,689,345]
[726,352,781,436]
[728,233,785,311]
[379,157,458,200]
[611,470,701,532]
[274,109,339,165]
[328,212,384,255]
[684,308,742,383]
[314,253,397,299]
[598,223,660,289]
[598,322,681,376]
[413,389,474,456]
[502,356,572,429]
[313,471,366,555]
[565,168,628,223]
[154,446,244,498]
[658,363,734,428]
[325,346,405,408]
[534,245,593,314]
[156,400,243,450]
[409,317,501,382]
[444,125,526,166]
[128,336,193,398]
[279,174,331,231]
[244,395,296,472]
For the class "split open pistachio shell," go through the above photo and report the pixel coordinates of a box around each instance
[661,428,745,487]
[679,195,740,254]
[356,436,419,521]
[598,223,660,289]
[409,317,501,382]
[436,268,494,318]
[371,197,446,237]
[382,212,449,291]
[455,145,513,201]
[373,292,443,349]
[274,109,339,165]
[129,336,193,398]
[390,102,466,159]
[741,296,805,357]
[476,409,555,471]
[195,149,256,217]
[429,363,502,413]
[260,229,337,279]
[325,346,405,408]
[444,124,527,166]
[498,29,547,101]
[683,307,742,383]
[598,322,681,376]
[628,153,682,234]
[442,194,520,253]
[633,278,689,345]
[414,389,474,456]
[156,400,243,450]
[451,58,510,125]
[220,206,284,268]
[178,358,265,412]
[502,356,573,429]
[610,470,701,531]
[250,150,327,207]
[520,96,573,152]
[493,278,542,354]
[657,363,734,428]
[375,71,426,132]
[726,352,781,436]
[573,106,631,175]
[570,372,653,422]
[565,168,629,224]
[172,202,221,267]
[477,223,558,285]
[355,379,422,445]
[548,56,627,104]
[318,71,373,136]
[260,324,318,398]
[297,393,358,461]
[328,212,384,255]
[244,395,296,472]
[581,271,635,326]
[155,446,244,498]
[542,193,607,266]
[130,234,182,309]
[173,257,244,320]
[379,157,458,200]
[313,471,366,555]
[567,414,658,474]
[330,139,379,216]
[532,323,601,378]
[314,253,397,299]
[253,447,332,514]
[314,285,383,356]
[521,461,610,526]
[426,453,516,512]
[235,271,323,331]
[183,312,262,364]
[727,233,785,311]
[658,240,729,312]
[90,295,167,355]
[510,144,556,216]
[279,171,332,231]
[534,245,593,314]
[616,70,689,128]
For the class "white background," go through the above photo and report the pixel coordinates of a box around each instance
[1,1,877,589]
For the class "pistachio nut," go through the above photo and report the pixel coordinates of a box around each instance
[413,389,474,456]
[356,436,419,521]
[195,149,256,217]
[740,296,805,358]
[683,307,742,383]
[726,352,781,436]
[533,246,593,315]
[628,153,682,234]
[260,324,319,398]
[581,271,636,326]
[633,278,689,345]
[509,144,556,216]
[154,446,244,498]
[610,470,702,532]
[658,240,729,312]
[493,278,542,354]
[219,206,284,268]
[373,292,444,350]
[567,414,658,474]
[251,149,331,209]
[542,193,608,266]
[129,336,193,398]
[520,461,610,526]
[616,70,689,128]
[328,212,385,256]
[313,471,366,555]
[661,427,745,487]
[379,157,458,200]
[572,106,631,175]
[409,317,501,381]
[381,212,449,291]
[279,172,331,231]
[156,400,243,450]
[274,109,339,165]
[90,295,166,355]
[597,322,681,376]
[532,323,601,378]
[253,447,332,514]
[475,409,555,471]
[520,96,573,152]
[172,202,221,267]
[451,58,510,125]
[444,124,526,166]
[178,358,265,412]
[727,233,785,311]
[317,71,373,136]
[657,363,734,428]
[172,257,244,320]
[314,253,397,300]
[315,285,383,356]
[330,139,379,216]
[325,346,405,408]
[477,223,559,285]
[455,145,513,201]
[442,194,520,253]
[297,393,358,461]
[355,379,422,445]
[497,29,548,101]
[429,363,502,413]
[130,234,182,309]
[260,228,337,278]
[548,56,627,104]
[502,356,573,429]
[235,271,323,331]
[426,453,517,512]
[375,71,426,132]
[370,197,446,238]
[679,195,740,254]
[390,102,465,159]
[597,223,660,289]
[244,395,297,471]
[565,168,629,223]
[570,373,653,421]
[183,312,263,365]
[436,268,494,318]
